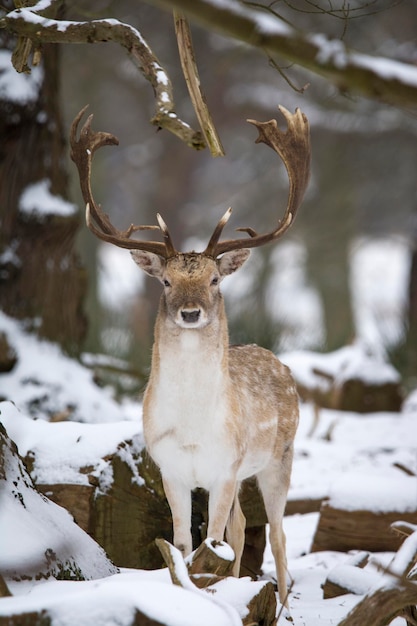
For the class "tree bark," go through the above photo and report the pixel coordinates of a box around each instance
[0,13,87,353]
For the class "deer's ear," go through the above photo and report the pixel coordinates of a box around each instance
[130,250,165,278]
[218,249,250,277]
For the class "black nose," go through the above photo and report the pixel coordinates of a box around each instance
[181,309,201,324]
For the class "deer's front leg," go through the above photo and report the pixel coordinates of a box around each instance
[162,476,192,557]
[207,477,239,543]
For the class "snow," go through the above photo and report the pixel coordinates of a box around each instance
[313,34,348,69]
[353,52,417,87]
[0,311,139,423]
[327,473,417,514]
[0,402,142,486]
[1,372,417,623]
[19,179,77,220]
[281,343,401,392]
[1,316,417,624]
[310,32,417,87]
[0,424,116,582]
[98,244,144,310]
[350,237,410,348]
[0,575,238,626]
[0,50,43,104]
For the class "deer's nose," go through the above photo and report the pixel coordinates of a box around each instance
[181,309,201,324]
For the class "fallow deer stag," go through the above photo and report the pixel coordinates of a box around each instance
[70,104,310,606]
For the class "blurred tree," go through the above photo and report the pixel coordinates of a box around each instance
[1,0,416,385]
[0,1,87,354]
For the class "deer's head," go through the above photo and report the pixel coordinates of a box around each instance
[70,105,311,330]
[130,248,250,329]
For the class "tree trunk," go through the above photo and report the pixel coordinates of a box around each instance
[405,207,417,379]
[304,130,355,351]
[0,8,86,354]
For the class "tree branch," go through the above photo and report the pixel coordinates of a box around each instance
[146,0,417,109]
[174,11,225,157]
[1,3,206,150]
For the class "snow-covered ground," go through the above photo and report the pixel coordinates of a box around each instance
[1,313,416,624]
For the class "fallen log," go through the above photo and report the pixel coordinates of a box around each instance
[329,526,417,626]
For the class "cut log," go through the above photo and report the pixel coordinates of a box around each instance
[37,483,95,533]
[0,423,117,584]
[244,581,277,626]
[312,475,417,553]
[0,607,186,626]
[0,575,11,598]
[322,551,377,599]
[156,537,277,626]
[312,504,417,553]
[0,610,52,626]
[25,433,272,574]
[188,538,235,585]
[338,583,417,626]
[4,406,294,576]
[283,346,403,413]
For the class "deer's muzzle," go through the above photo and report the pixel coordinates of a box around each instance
[181,309,200,324]
[176,306,207,328]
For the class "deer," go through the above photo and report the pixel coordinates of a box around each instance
[70,104,310,606]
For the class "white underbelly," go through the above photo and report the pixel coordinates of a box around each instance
[151,433,234,490]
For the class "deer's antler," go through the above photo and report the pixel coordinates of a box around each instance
[70,106,177,258]
[204,106,311,258]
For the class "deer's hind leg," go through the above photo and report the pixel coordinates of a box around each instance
[257,442,294,607]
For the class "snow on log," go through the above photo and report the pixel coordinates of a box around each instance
[337,527,417,626]
[312,474,417,553]
[0,574,237,626]
[0,423,117,584]
[156,537,277,626]
[282,345,403,412]
[323,551,378,599]
[0,401,270,575]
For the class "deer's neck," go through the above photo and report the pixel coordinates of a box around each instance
[153,304,229,373]
[147,298,230,418]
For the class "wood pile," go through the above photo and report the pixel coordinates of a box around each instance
[0,422,278,625]
[323,522,417,626]
[22,422,319,577]
[31,443,269,575]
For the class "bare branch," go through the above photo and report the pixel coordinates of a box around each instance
[1,2,205,150]
[145,0,417,110]
[268,56,310,94]
[174,11,225,157]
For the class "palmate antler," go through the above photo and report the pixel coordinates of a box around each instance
[204,105,311,257]
[70,105,310,259]
[70,105,177,259]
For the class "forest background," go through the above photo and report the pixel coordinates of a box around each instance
[1,0,417,395]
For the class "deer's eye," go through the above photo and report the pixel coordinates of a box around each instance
[211,276,219,286]
[163,279,171,288]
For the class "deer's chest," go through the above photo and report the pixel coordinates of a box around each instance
[144,332,236,488]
